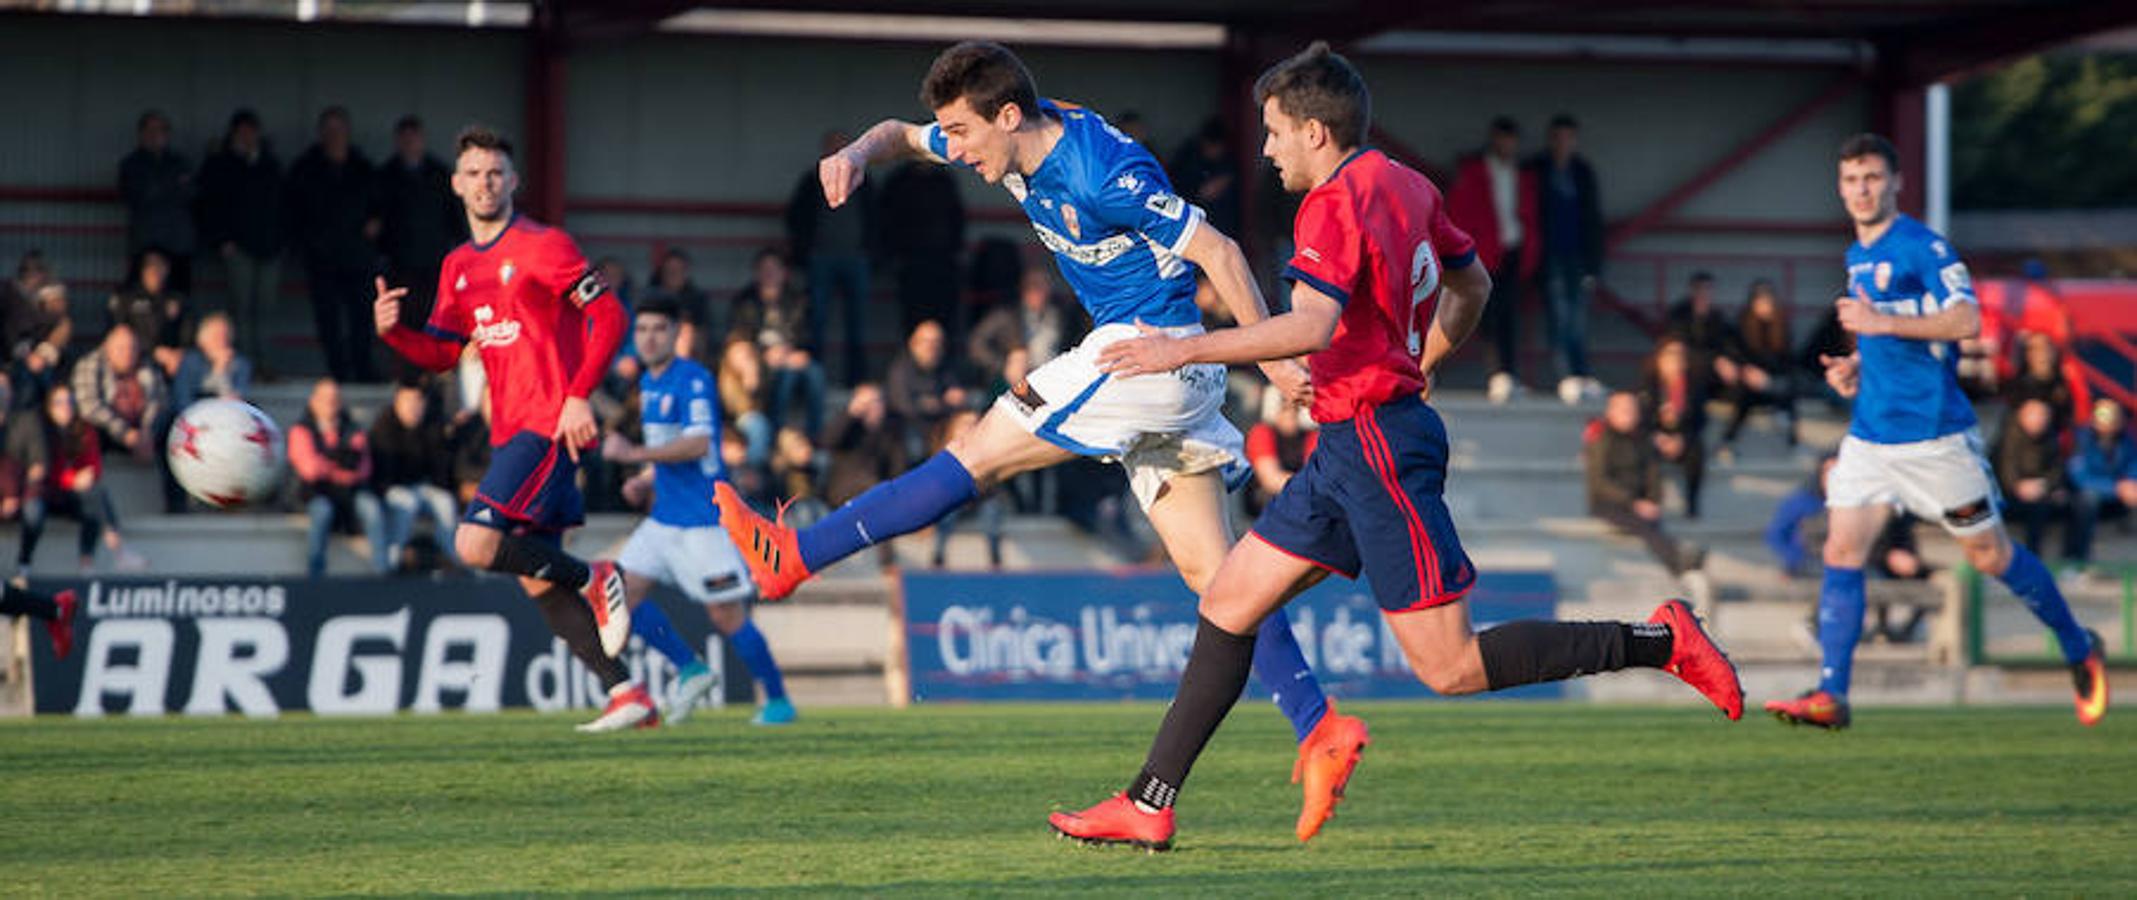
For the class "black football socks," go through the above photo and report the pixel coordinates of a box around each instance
[490,535,592,589]
[1128,616,1258,811]
[1478,620,1673,690]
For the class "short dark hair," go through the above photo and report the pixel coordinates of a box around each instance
[1838,132,1900,173]
[754,247,787,267]
[455,125,514,160]
[317,105,350,129]
[137,109,169,131]
[227,108,260,133]
[1489,115,1519,136]
[395,114,424,134]
[1549,113,1579,131]
[635,297,680,323]
[1254,41,1371,150]
[1689,271,1715,285]
[921,41,1040,121]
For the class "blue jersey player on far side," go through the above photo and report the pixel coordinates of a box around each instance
[1765,133,2106,729]
[600,298,794,728]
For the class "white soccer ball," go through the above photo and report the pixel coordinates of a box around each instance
[167,399,284,508]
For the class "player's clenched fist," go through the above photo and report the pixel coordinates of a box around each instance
[373,276,408,336]
[818,150,866,209]
[1820,353,1861,399]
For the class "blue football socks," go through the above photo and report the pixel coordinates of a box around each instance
[1817,566,1866,696]
[629,600,700,669]
[1999,544,2092,666]
[729,620,787,701]
[797,451,978,572]
[1253,608,1330,742]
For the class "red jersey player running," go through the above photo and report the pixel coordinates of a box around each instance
[1050,43,1745,851]
[373,126,651,732]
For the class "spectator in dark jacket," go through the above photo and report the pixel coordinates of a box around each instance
[1167,117,1241,237]
[823,382,909,509]
[448,395,492,509]
[879,160,965,338]
[2003,332,2078,433]
[1640,336,1712,518]
[3,252,72,411]
[1720,280,1798,449]
[119,110,196,294]
[969,268,1078,382]
[1995,398,2067,556]
[643,248,715,363]
[1448,116,1541,402]
[370,380,458,570]
[730,249,825,436]
[1665,271,1740,389]
[370,115,464,334]
[884,319,966,447]
[289,377,385,576]
[1587,390,1702,576]
[286,106,380,383]
[17,384,147,574]
[107,248,189,378]
[2065,398,2137,569]
[171,312,253,412]
[69,325,164,463]
[196,109,283,368]
[1531,114,1605,399]
[788,130,878,385]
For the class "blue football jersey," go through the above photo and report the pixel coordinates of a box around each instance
[924,100,1204,329]
[1843,214,1978,444]
[637,357,723,528]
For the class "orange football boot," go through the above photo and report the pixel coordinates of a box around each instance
[714,482,810,601]
[1292,702,1369,842]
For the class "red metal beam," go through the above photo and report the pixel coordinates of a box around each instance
[1606,73,1859,252]
[522,0,570,225]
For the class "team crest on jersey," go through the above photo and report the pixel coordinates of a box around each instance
[659,394,674,416]
[499,261,515,285]
[470,304,522,349]
[455,274,468,291]
[1874,262,1893,292]
[1062,204,1082,239]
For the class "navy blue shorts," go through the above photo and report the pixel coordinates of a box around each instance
[465,431,584,535]
[1251,395,1476,613]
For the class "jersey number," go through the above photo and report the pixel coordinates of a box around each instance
[1407,240,1442,357]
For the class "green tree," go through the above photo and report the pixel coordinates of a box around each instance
[1953,52,2137,209]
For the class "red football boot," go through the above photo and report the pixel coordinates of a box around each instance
[1293,702,1369,842]
[44,589,77,660]
[581,560,630,657]
[714,482,810,601]
[575,683,660,733]
[1050,793,1175,852]
[1764,689,1851,730]
[2074,629,2108,727]
[1650,599,1743,720]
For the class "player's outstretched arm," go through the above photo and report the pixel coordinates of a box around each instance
[1095,283,1340,378]
[821,120,930,209]
[1418,261,1492,377]
[374,276,463,372]
[1174,223,1313,400]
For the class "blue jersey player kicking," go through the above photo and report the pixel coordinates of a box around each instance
[599,298,794,729]
[715,41,1364,842]
[1766,133,2107,729]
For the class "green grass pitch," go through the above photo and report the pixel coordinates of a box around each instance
[3,703,2132,896]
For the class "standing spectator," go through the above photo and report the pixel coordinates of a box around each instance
[370,115,464,333]
[822,382,908,509]
[788,131,878,385]
[2003,332,2078,433]
[1720,280,1797,450]
[118,110,196,294]
[1641,336,1711,518]
[1168,117,1241,236]
[1244,385,1316,518]
[729,249,825,437]
[1996,398,2068,556]
[286,105,379,382]
[106,248,189,378]
[1531,114,1605,402]
[1586,391,1705,577]
[717,338,772,469]
[879,160,965,339]
[2,252,71,410]
[370,380,459,571]
[69,325,165,464]
[1665,271,1741,391]
[289,378,386,577]
[643,249,714,363]
[2065,398,2137,571]
[969,268,1077,381]
[170,312,253,412]
[196,109,283,367]
[17,384,147,574]
[884,319,967,445]
[1448,116,1540,403]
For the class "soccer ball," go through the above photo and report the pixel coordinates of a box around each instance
[167,399,284,508]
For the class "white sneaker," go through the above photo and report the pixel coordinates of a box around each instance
[1580,377,1608,403]
[1487,372,1517,405]
[575,683,658,733]
[1557,377,1584,406]
[662,666,721,726]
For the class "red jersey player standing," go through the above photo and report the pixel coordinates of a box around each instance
[372,126,653,732]
[1049,43,1745,851]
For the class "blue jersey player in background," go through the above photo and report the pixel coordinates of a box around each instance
[602,298,794,728]
[713,41,1370,842]
[1766,133,2106,730]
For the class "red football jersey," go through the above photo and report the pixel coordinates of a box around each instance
[1282,150,1476,423]
[427,215,607,446]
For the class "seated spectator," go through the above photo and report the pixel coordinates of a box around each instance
[928,408,1003,569]
[1244,385,1316,518]
[644,248,714,363]
[884,319,966,447]
[1767,456,1933,581]
[1798,295,1854,412]
[823,382,908,509]
[1587,391,1705,579]
[1665,271,1740,391]
[289,378,385,577]
[70,324,165,463]
[770,425,827,528]
[717,338,772,469]
[970,268,1079,386]
[170,312,253,411]
[731,249,825,437]
[4,252,73,411]
[1995,398,2068,556]
[1640,336,1710,518]
[0,380,35,524]
[370,380,459,571]
[447,393,492,508]
[16,384,146,574]
[2065,398,2137,571]
[2003,332,2077,432]
[107,248,188,378]
[1720,279,1796,450]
